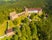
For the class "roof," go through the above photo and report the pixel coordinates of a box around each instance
[10,11,16,16]
[6,28,13,33]
[28,8,42,11]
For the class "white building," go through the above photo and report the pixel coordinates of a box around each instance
[10,8,42,20]
[28,8,42,14]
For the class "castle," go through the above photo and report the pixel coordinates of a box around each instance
[10,7,42,20]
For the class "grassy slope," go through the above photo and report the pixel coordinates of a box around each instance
[0,21,7,36]
[0,20,14,36]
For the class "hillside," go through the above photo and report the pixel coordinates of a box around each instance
[0,0,52,40]
[0,0,46,24]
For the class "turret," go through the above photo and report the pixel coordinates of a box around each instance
[24,6,28,13]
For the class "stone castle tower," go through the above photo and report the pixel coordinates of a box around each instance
[24,7,28,15]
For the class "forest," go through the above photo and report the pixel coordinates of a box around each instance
[0,0,52,40]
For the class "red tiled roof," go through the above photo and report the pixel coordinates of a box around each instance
[6,28,13,33]
[28,8,42,11]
